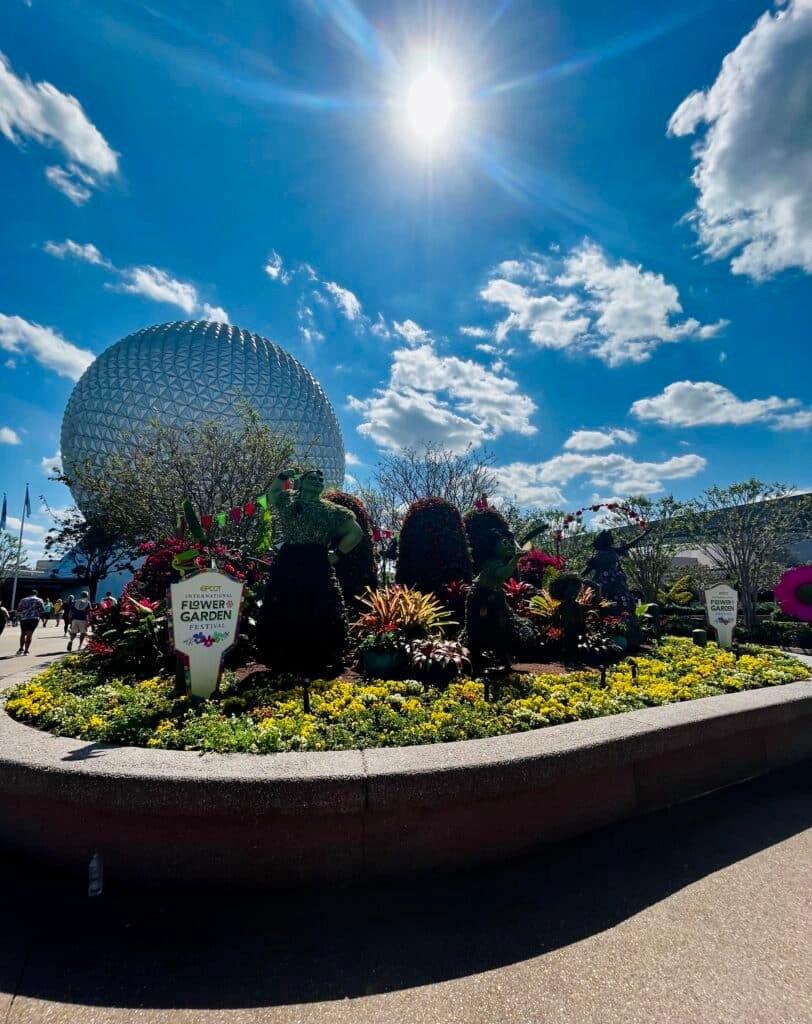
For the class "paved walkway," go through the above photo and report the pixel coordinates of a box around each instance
[0,761,809,1023]
[0,617,68,683]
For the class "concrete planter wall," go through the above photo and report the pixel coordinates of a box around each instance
[1,663,810,885]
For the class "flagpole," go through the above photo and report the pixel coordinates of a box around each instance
[10,485,28,614]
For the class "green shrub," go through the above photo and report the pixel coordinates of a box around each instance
[736,620,812,648]
[323,490,378,611]
[396,498,473,594]
[463,507,513,575]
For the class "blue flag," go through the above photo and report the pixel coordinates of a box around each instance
[0,493,6,532]
[23,485,31,519]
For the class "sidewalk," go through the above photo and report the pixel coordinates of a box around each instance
[0,617,68,683]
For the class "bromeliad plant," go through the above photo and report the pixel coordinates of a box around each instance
[86,595,170,676]
[353,584,456,640]
[409,638,471,684]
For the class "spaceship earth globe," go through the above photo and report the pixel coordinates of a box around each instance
[61,320,345,513]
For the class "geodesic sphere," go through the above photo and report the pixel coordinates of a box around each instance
[61,320,345,513]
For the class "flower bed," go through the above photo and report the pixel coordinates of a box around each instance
[3,638,807,755]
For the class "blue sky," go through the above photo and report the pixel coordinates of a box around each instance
[1,0,811,560]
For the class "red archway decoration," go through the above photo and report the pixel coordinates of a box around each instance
[554,503,648,557]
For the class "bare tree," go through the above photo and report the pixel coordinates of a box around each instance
[362,444,499,531]
[604,496,686,601]
[685,480,811,629]
[44,510,132,602]
[0,532,29,590]
[60,404,299,548]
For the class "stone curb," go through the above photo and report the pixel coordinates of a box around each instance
[1,660,811,884]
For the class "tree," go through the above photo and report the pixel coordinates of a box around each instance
[0,531,29,590]
[360,444,499,535]
[60,404,299,548]
[604,496,686,601]
[684,480,812,629]
[45,510,132,602]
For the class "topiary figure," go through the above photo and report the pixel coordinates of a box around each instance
[464,507,513,575]
[258,469,362,676]
[323,490,378,612]
[396,497,473,595]
[461,514,535,670]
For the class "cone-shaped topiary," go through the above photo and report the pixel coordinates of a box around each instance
[463,507,513,575]
[323,490,378,612]
[396,497,473,595]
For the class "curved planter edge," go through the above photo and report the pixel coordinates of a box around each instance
[1,662,811,884]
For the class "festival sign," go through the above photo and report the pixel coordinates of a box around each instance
[169,570,245,698]
[704,583,738,649]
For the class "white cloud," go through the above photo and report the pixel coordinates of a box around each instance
[201,303,230,324]
[668,0,812,279]
[117,266,197,313]
[480,241,726,366]
[460,326,491,339]
[44,164,92,204]
[497,450,707,504]
[264,251,290,283]
[297,299,325,345]
[494,258,549,283]
[5,358,15,369]
[114,266,229,322]
[345,451,362,466]
[349,342,537,452]
[0,51,118,203]
[324,281,363,321]
[0,427,21,445]
[630,380,806,428]
[772,409,812,430]
[6,517,46,537]
[392,319,430,346]
[0,314,94,380]
[44,238,110,267]
[370,314,391,340]
[41,449,62,474]
[556,242,727,366]
[482,279,590,350]
[563,428,638,452]
[47,243,229,322]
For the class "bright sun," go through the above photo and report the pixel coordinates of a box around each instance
[406,70,457,142]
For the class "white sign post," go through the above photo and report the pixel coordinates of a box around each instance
[169,570,245,698]
[704,583,738,649]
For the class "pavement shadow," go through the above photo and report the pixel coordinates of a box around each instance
[1,762,810,1010]
[61,743,108,761]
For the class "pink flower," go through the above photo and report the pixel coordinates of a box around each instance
[774,566,812,623]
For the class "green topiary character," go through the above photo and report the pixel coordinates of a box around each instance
[461,513,535,670]
[257,469,362,675]
[396,497,473,595]
[323,490,378,613]
[464,507,514,575]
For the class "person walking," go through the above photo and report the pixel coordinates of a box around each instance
[62,595,74,636]
[16,590,45,655]
[0,603,9,639]
[67,591,92,652]
[100,591,117,611]
[41,598,53,627]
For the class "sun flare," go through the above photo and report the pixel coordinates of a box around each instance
[405,70,457,142]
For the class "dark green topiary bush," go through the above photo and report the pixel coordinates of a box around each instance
[396,498,473,595]
[323,490,378,612]
[463,507,513,575]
